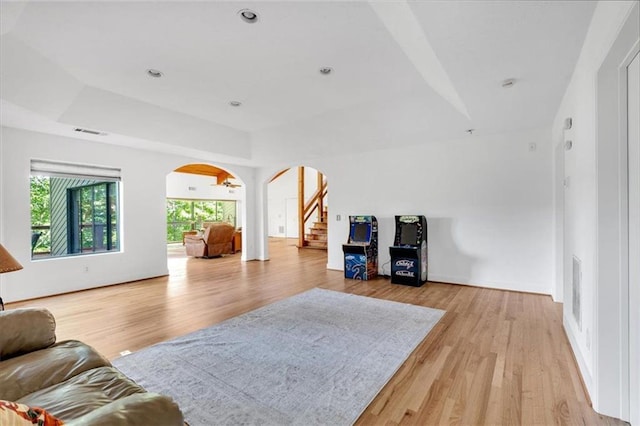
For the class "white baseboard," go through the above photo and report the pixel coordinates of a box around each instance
[323,266,551,296]
[563,313,594,406]
[427,274,551,296]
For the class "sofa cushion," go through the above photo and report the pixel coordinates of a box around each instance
[17,366,148,421]
[0,340,111,402]
[0,308,56,360]
[0,400,64,425]
[65,393,184,426]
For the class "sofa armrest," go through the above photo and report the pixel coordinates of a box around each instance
[0,308,56,360]
[184,235,204,243]
[65,393,184,426]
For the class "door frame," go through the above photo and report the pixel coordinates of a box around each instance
[594,3,638,417]
[626,48,640,426]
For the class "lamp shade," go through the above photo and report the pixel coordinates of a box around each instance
[0,244,23,274]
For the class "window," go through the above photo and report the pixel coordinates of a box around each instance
[166,199,236,243]
[30,160,121,259]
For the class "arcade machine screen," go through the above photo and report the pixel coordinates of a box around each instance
[400,223,418,246]
[353,223,369,243]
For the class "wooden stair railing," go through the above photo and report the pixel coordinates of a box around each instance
[303,181,328,226]
[305,208,328,250]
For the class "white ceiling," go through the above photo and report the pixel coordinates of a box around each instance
[0,0,596,167]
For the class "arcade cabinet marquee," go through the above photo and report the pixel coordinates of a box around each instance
[342,215,378,280]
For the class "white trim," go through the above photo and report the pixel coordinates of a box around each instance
[565,312,594,398]
[427,274,551,295]
[626,47,640,426]
[594,4,639,417]
[616,39,639,424]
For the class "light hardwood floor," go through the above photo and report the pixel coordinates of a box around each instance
[7,238,625,425]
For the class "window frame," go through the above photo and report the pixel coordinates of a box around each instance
[166,198,237,243]
[30,159,122,260]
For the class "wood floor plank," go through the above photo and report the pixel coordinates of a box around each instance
[6,239,627,425]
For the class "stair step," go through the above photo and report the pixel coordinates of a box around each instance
[303,245,327,251]
[310,228,327,235]
[313,222,328,229]
[306,234,327,241]
[305,240,327,249]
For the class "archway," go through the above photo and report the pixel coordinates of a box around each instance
[166,163,245,261]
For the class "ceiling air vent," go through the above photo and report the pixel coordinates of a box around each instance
[74,128,106,136]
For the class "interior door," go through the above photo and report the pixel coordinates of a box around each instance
[628,50,639,426]
[285,197,298,239]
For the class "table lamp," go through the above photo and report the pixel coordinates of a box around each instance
[0,244,23,311]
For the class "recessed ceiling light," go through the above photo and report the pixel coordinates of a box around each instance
[229,101,242,107]
[147,69,164,78]
[238,9,258,23]
[319,67,333,75]
[501,78,516,88]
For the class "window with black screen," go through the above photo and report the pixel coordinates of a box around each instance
[352,223,369,242]
[399,223,418,245]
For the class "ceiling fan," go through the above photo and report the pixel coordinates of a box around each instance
[211,178,241,188]
[221,178,241,188]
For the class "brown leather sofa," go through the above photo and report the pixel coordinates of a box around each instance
[185,222,235,258]
[0,308,184,425]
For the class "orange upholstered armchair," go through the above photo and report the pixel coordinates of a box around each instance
[184,222,235,258]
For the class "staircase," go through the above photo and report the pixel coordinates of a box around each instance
[295,167,328,251]
[305,209,328,250]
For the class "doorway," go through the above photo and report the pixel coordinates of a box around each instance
[267,166,329,253]
[165,163,245,265]
[285,198,298,239]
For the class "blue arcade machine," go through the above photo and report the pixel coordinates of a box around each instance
[389,215,428,286]
[342,216,378,280]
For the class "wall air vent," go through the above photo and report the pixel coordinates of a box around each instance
[572,256,582,330]
[74,128,106,136]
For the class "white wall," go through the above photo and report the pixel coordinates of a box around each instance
[259,127,554,295]
[166,172,243,201]
[0,126,256,303]
[552,0,638,419]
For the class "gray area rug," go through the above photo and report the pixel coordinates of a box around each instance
[113,288,445,425]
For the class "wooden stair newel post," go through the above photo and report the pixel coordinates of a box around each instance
[317,171,324,224]
[297,166,305,248]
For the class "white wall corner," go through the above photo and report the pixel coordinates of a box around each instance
[552,138,565,303]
